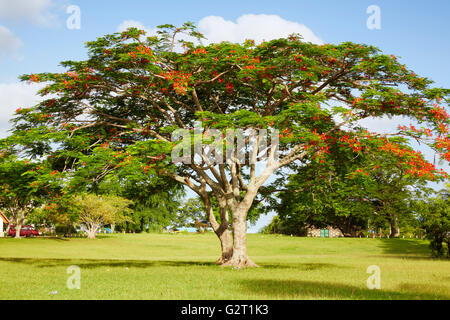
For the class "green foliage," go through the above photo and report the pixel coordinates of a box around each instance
[261,216,308,236]
[176,197,207,228]
[76,193,133,238]
[0,146,63,235]
[92,170,184,233]
[32,194,80,228]
[267,141,431,237]
[127,196,180,233]
[10,23,449,194]
[416,187,450,258]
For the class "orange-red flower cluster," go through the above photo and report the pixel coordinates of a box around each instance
[162,70,192,95]
[378,141,442,179]
[29,74,40,83]
[192,48,207,55]
[128,45,153,60]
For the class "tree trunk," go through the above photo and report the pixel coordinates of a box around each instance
[391,215,400,238]
[387,213,400,238]
[14,224,22,239]
[206,211,233,264]
[222,206,258,268]
[215,227,233,264]
[340,217,354,237]
[436,240,443,256]
[87,230,96,239]
[446,238,450,259]
[14,217,24,239]
[220,163,276,268]
[447,238,450,259]
[199,191,234,264]
[433,235,443,257]
[391,226,400,238]
[86,225,99,239]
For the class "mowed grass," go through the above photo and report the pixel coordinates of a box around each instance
[0,233,449,300]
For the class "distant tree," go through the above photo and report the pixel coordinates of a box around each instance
[0,145,62,238]
[176,197,207,229]
[262,215,308,236]
[76,194,133,239]
[29,194,80,236]
[267,141,433,237]
[416,188,450,258]
[91,166,184,233]
[127,194,181,233]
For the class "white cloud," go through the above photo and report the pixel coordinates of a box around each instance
[198,14,323,45]
[0,0,58,26]
[0,82,44,138]
[0,25,23,58]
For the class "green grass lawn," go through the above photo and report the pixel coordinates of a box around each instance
[0,233,449,300]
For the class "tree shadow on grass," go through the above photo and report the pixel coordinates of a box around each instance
[377,239,429,254]
[259,262,343,271]
[239,279,450,300]
[0,257,341,272]
[0,257,216,269]
[373,239,435,260]
[45,237,71,241]
[1,236,70,241]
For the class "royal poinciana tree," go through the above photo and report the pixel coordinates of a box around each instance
[11,23,450,267]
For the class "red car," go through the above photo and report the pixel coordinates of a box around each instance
[8,225,39,237]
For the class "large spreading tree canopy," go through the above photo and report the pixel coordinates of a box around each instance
[9,23,450,267]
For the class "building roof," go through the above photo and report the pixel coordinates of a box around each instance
[0,212,9,224]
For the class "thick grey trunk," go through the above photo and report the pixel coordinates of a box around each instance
[221,164,276,268]
[222,208,257,268]
[216,227,233,264]
[200,192,234,264]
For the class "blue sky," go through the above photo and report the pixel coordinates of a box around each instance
[0,0,449,232]
[2,1,450,83]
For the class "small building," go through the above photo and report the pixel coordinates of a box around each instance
[0,212,10,238]
[307,226,343,238]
